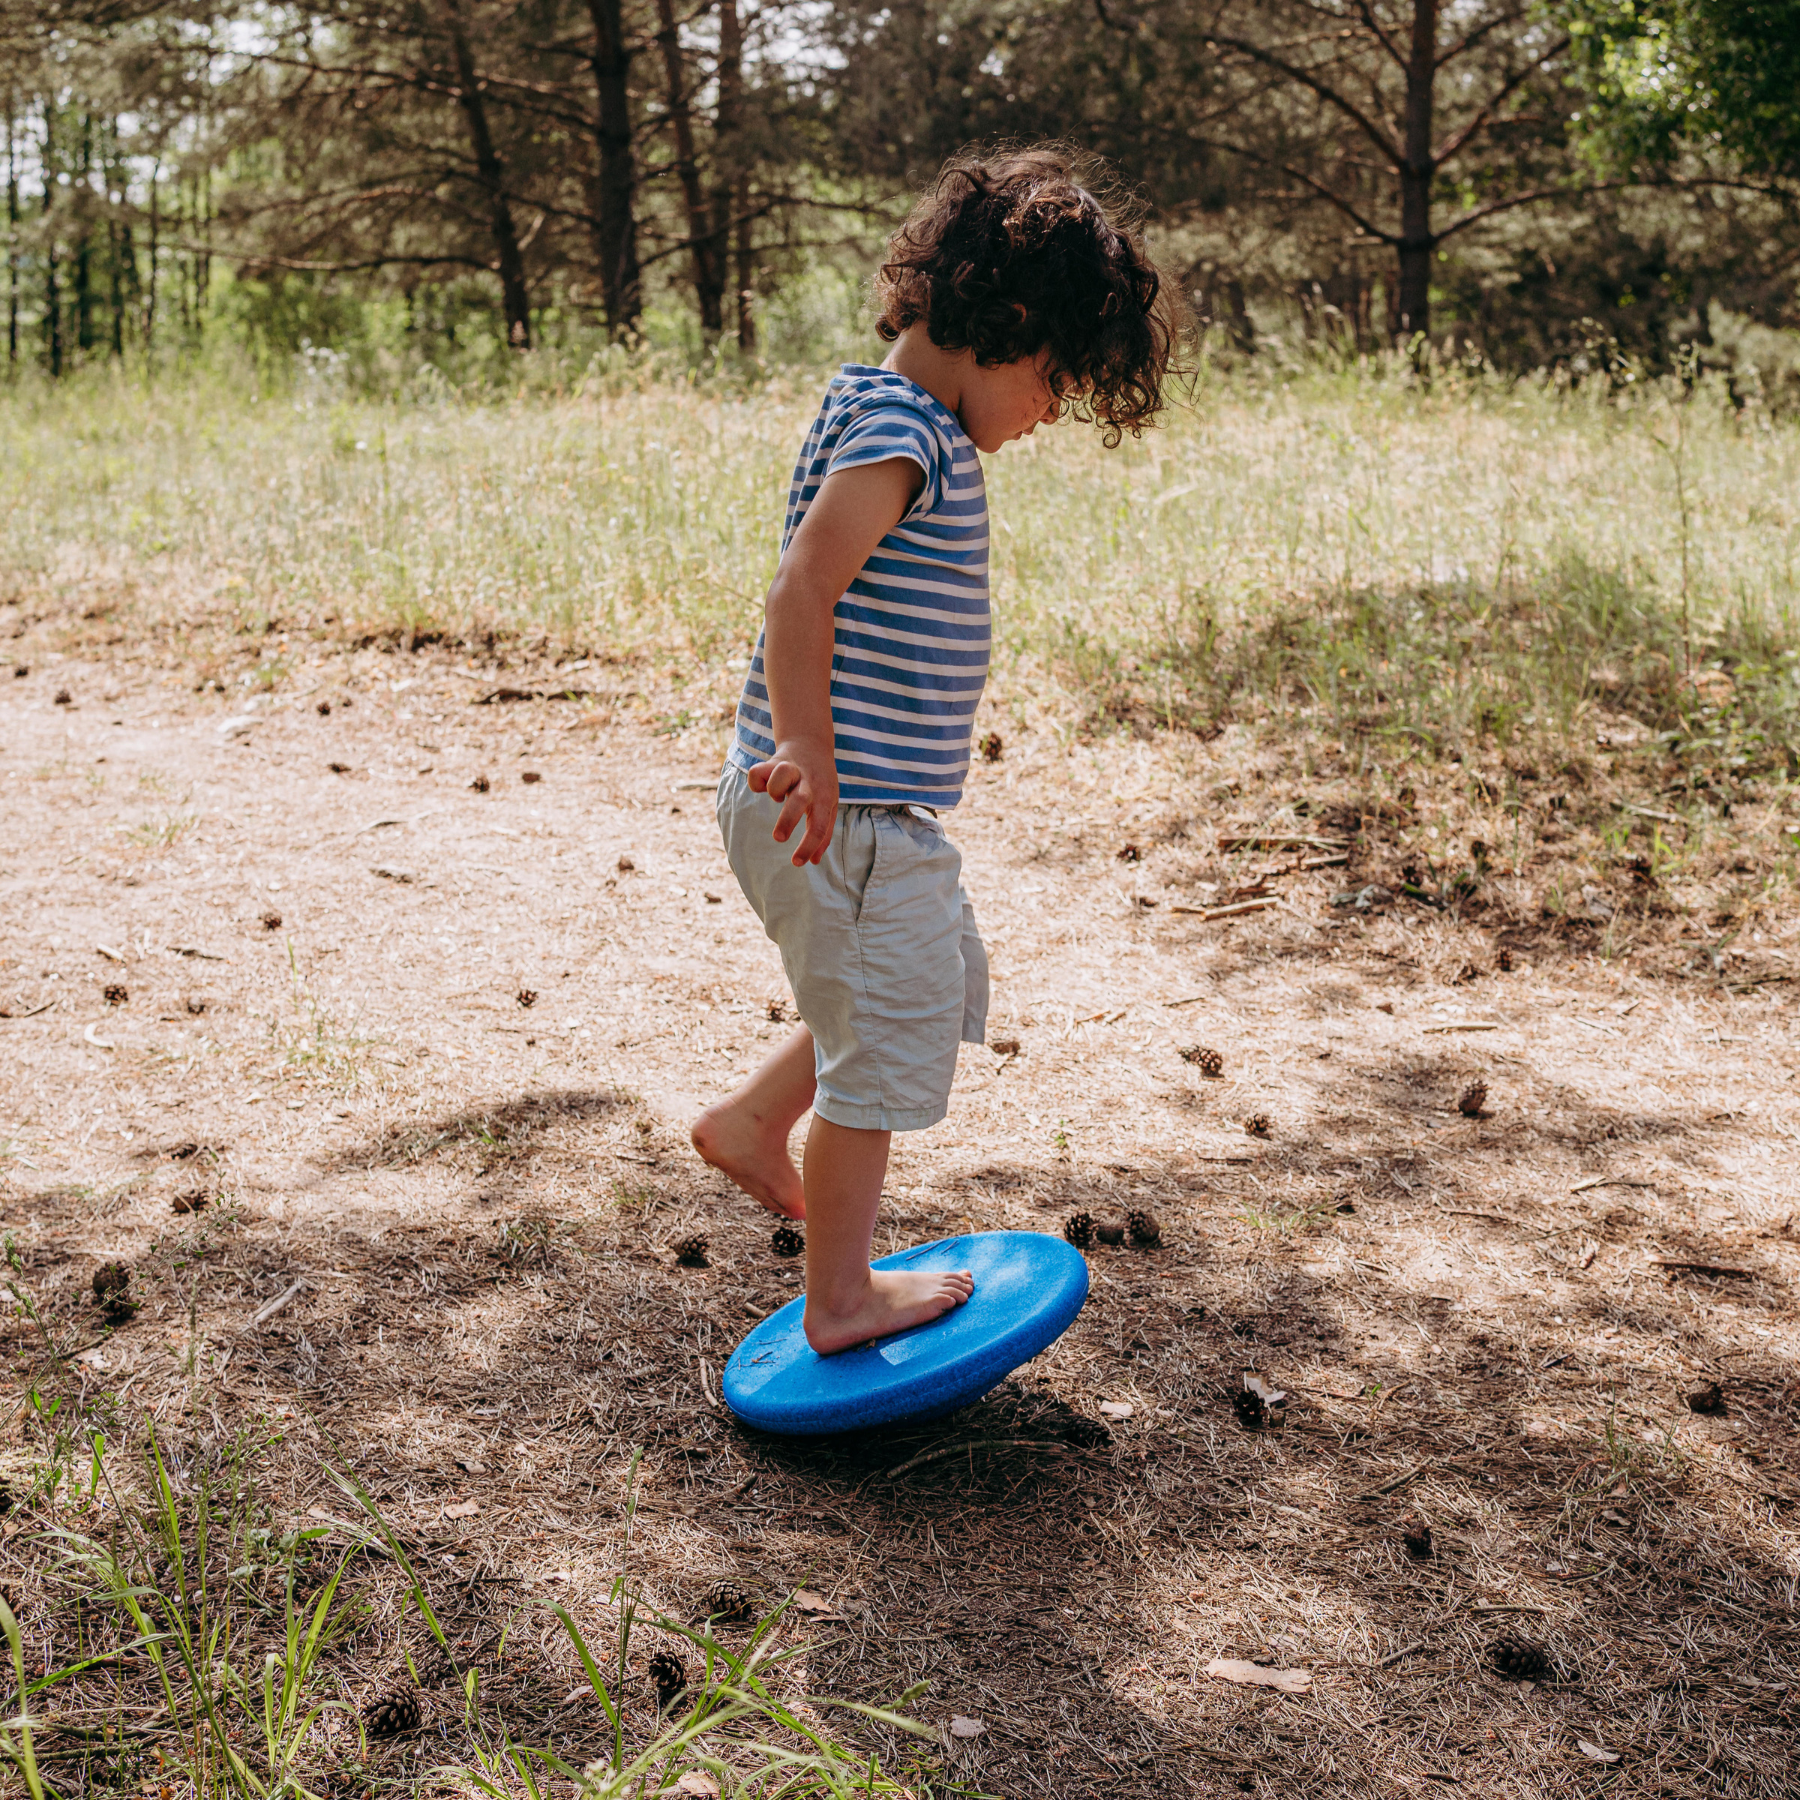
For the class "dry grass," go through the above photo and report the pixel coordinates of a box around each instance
[4,362,1799,750]
[2,612,1797,1798]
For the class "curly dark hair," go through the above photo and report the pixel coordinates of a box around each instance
[874,145,1180,445]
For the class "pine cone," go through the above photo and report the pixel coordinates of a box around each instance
[1686,1381,1726,1415]
[103,983,128,1006]
[1496,947,1514,972]
[1060,1414,1112,1449]
[1116,841,1142,863]
[979,731,1003,763]
[1232,1388,1269,1431]
[648,1648,686,1708]
[1458,1081,1488,1117]
[1489,1635,1551,1682]
[1178,1045,1224,1077]
[1244,1112,1273,1138]
[92,1261,131,1301]
[469,774,490,793]
[1095,1221,1125,1246]
[771,1223,804,1259]
[260,909,283,931]
[1062,1212,1095,1250]
[672,1234,710,1268]
[515,988,537,1008]
[703,1578,756,1625]
[1125,1209,1161,1248]
[362,1688,422,1737]
[1401,1517,1433,1559]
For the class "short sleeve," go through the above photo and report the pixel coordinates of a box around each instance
[823,402,942,521]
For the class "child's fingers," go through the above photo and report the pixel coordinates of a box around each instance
[771,789,808,844]
[792,801,834,866]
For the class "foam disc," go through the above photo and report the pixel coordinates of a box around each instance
[722,1230,1089,1436]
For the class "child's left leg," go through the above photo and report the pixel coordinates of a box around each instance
[690,1022,814,1221]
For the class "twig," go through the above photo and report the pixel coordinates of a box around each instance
[1652,1259,1754,1279]
[1217,833,1348,852]
[1170,896,1282,920]
[1571,1176,1654,1193]
[1352,1459,1428,1500]
[868,1438,1078,1491]
[1621,802,1683,824]
[1422,1021,1501,1033]
[0,1000,58,1020]
[1378,1639,1428,1668]
[246,1279,306,1328]
[1162,994,1208,1008]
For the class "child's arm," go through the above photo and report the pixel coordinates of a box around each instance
[749,457,922,866]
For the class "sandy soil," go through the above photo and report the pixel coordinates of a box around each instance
[3,627,1798,1798]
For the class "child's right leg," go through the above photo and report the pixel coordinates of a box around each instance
[799,1116,972,1353]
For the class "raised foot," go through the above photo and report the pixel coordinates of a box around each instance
[690,1102,805,1221]
[804,1267,974,1356]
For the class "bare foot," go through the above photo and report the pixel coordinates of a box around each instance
[691,1098,806,1220]
[803,1267,974,1355]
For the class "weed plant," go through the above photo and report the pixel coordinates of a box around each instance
[2,1415,942,1800]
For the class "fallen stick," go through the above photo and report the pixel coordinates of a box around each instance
[1217,833,1348,852]
[1652,1259,1754,1279]
[0,999,58,1020]
[247,1279,307,1327]
[1351,1460,1429,1500]
[1422,1021,1501,1033]
[1378,1639,1429,1669]
[1169,896,1282,920]
[869,1437,1080,1492]
[1571,1176,1654,1193]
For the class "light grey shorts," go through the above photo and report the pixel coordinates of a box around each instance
[717,762,988,1131]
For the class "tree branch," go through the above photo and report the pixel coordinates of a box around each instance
[1432,37,1570,166]
[1179,28,1404,167]
[1435,6,1530,70]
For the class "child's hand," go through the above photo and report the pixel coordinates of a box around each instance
[749,737,838,866]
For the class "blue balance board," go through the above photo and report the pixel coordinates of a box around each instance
[722,1230,1089,1436]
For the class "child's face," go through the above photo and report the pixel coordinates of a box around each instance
[959,350,1066,454]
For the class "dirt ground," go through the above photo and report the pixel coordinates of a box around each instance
[3,620,1799,1798]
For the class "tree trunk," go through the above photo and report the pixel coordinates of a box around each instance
[6,96,18,367]
[1394,0,1439,339]
[446,8,533,349]
[42,106,60,376]
[654,0,724,337]
[144,161,159,349]
[712,0,746,342]
[586,0,641,336]
[75,114,94,355]
[733,172,755,350]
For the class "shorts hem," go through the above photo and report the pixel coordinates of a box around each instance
[811,1095,948,1133]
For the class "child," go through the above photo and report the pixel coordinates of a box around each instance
[692,146,1176,1354]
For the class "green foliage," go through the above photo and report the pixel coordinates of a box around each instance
[12,1430,942,1800]
[1566,0,1800,179]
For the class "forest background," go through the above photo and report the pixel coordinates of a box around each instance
[5,0,1800,386]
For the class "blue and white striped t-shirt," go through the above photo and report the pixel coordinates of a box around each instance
[726,365,989,810]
